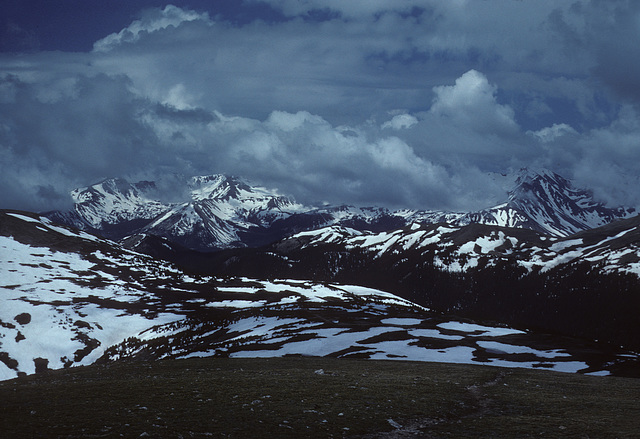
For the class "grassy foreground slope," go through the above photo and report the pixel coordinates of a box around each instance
[1,357,639,438]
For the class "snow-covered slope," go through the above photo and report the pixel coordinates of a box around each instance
[205,215,640,353]
[284,215,640,277]
[2,210,637,380]
[0,210,187,379]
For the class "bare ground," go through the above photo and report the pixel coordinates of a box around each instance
[1,357,639,438]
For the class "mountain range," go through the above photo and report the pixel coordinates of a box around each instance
[44,169,636,252]
[2,168,640,380]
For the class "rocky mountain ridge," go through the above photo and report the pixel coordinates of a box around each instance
[43,169,635,251]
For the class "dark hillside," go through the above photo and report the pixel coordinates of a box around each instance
[177,219,640,353]
[173,240,640,352]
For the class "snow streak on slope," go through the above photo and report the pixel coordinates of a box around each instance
[104,293,632,376]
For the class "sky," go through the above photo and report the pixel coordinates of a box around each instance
[2,0,640,212]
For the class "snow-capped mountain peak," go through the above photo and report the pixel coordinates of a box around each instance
[456,169,635,237]
[65,178,167,230]
[506,169,635,236]
[48,174,314,250]
[187,174,304,216]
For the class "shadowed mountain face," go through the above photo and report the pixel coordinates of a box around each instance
[1,210,639,380]
[43,170,635,252]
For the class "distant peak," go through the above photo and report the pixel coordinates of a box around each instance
[190,174,225,185]
[71,177,160,203]
[509,169,576,203]
[514,167,563,183]
[188,174,254,201]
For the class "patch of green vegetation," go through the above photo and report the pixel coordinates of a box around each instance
[1,357,638,438]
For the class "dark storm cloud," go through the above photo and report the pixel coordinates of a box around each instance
[2,1,640,212]
[0,74,163,210]
[550,1,640,105]
[153,104,217,124]
[1,74,151,171]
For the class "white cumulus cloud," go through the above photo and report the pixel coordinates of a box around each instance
[93,5,209,52]
[528,123,577,143]
[382,113,419,130]
[430,69,518,133]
